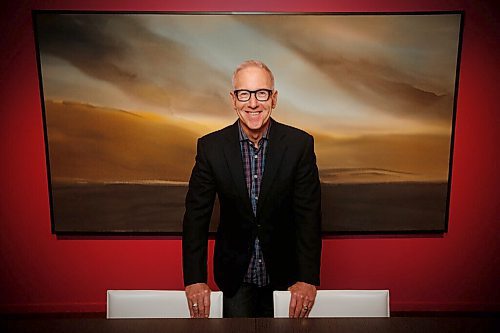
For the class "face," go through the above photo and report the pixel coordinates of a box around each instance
[230,66,278,137]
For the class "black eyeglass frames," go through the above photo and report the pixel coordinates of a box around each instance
[233,89,273,102]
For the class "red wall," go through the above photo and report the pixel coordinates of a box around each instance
[1,0,499,313]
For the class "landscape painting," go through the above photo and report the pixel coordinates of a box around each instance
[33,12,462,233]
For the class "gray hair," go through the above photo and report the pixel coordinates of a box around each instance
[232,60,275,89]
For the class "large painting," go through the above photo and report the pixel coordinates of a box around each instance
[33,11,463,234]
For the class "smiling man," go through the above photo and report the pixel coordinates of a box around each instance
[183,60,322,318]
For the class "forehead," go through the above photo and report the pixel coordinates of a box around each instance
[233,66,272,88]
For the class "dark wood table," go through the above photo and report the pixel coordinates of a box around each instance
[258,317,500,332]
[2,317,499,333]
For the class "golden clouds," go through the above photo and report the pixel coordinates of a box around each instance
[36,14,460,184]
[45,100,200,182]
[313,131,451,183]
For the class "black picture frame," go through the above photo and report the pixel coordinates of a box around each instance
[33,10,464,235]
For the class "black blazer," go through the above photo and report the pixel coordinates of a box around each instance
[183,119,321,296]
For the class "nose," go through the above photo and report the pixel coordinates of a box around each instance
[248,94,259,109]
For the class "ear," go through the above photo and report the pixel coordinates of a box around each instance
[229,91,238,109]
[271,90,278,109]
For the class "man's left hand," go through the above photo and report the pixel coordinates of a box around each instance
[288,281,317,318]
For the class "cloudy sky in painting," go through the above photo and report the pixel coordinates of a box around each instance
[36,13,462,182]
[37,13,461,136]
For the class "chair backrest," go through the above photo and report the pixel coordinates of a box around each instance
[273,290,390,318]
[107,290,223,318]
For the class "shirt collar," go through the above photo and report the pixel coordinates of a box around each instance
[238,119,272,143]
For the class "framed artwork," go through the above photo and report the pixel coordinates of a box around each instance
[33,11,463,234]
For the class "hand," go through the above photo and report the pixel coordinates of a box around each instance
[288,282,317,318]
[185,283,211,318]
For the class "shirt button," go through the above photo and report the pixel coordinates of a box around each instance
[253,174,258,179]
[254,155,258,159]
[258,259,262,263]
[255,196,258,200]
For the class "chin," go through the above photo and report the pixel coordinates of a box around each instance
[246,120,265,130]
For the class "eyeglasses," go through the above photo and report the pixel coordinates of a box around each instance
[233,89,273,102]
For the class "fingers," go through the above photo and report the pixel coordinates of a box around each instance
[297,296,311,318]
[188,299,194,318]
[189,298,203,318]
[288,282,317,318]
[203,291,211,318]
[189,299,199,318]
[289,292,306,318]
[292,297,313,318]
[185,283,211,318]
[288,293,297,318]
[302,299,314,318]
[299,298,308,318]
[196,298,205,318]
[189,292,210,318]
[294,295,304,318]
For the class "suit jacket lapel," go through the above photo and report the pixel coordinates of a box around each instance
[223,121,253,215]
[257,120,287,216]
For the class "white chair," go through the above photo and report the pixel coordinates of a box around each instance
[107,290,223,318]
[273,290,390,318]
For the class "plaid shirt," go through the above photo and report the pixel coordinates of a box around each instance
[238,121,271,287]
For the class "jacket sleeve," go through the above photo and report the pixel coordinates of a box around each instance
[293,134,322,286]
[182,138,216,286]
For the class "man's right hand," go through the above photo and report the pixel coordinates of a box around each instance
[185,283,211,318]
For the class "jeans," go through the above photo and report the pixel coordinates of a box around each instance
[223,282,274,318]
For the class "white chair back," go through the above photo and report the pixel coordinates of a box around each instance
[107,290,223,318]
[273,290,390,318]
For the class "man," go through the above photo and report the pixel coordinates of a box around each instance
[183,60,321,318]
